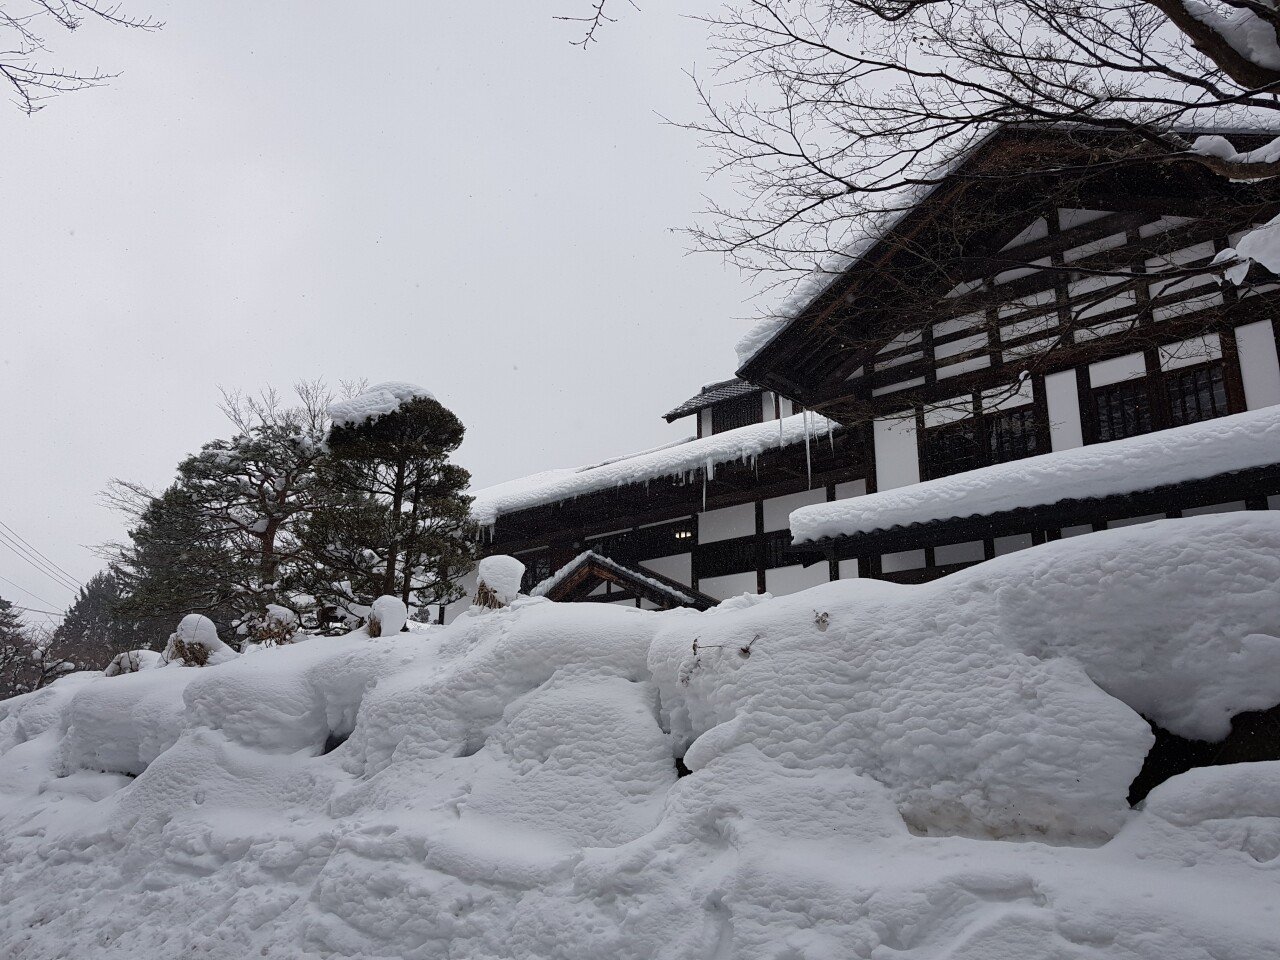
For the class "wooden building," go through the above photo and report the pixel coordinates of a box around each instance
[452,125,1280,619]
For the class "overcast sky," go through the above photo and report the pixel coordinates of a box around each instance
[1,2,755,624]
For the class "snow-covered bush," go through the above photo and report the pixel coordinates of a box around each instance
[474,555,525,609]
[365,595,407,637]
[103,649,162,677]
[161,614,239,667]
[246,604,300,647]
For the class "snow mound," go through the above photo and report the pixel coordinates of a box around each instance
[103,649,162,677]
[1,514,1278,958]
[328,381,436,428]
[367,595,407,637]
[476,554,525,606]
[162,614,238,667]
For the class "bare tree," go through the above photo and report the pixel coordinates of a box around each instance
[2,0,160,114]
[684,0,1280,288]
[555,0,640,46]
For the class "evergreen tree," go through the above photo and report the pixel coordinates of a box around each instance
[322,392,476,618]
[109,482,237,643]
[52,571,137,667]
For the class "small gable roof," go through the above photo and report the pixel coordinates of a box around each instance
[531,551,720,611]
[663,378,761,422]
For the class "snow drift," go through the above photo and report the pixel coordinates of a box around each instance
[1,512,1279,959]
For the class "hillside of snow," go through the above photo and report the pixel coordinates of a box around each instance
[2,513,1280,959]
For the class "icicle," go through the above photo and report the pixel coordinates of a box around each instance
[803,408,813,489]
[702,469,707,511]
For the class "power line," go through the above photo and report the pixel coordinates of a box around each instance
[0,573,59,610]
[0,519,83,589]
[9,604,65,618]
[0,530,80,594]
[0,524,82,592]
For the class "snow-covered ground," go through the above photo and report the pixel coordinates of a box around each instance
[2,512,1279,959]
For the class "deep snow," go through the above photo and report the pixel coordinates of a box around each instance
[1,513,1279,959]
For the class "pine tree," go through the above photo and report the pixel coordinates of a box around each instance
[109,483,238,644]
[321,394,476,619]
[52,572,137,668]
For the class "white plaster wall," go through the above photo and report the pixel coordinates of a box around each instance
[1159,334,1221,371]
[836,558,860,579]
[1236,319,1280,409]
[698,571,758,601]
[881,549,925,572]
[765,563,830,596]
[834,479,867,500]
[762,392,776,421]
[1089,352,1146,387]
[1044,369,1084,451]
[640,553,692,585]
[762,488,828,533]
[873,416,921,491]
[698,502,756,544]
[699,409,713,436]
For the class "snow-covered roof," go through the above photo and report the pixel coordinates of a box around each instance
[734,124,1280,371]
[471,410,836,526]
[790,406,1280,544]
[531,550,711,609]
[662,378,761,422]
[328,382,437,428]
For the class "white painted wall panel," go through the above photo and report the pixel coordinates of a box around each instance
[640,553,692,585]
[836,558,860,579]
[1159,334,1221,371]
[762,488,828,532]
[834,479,867,501]
[1089,353,1146,387]
[697,503,756,544]
[698,572,758,601]
[765,563,830,596]
[881,549,925,572]
[873,416,921,491]
[1236,319,1280,409]
[1044,369,1084,451]
[699,409,712,436]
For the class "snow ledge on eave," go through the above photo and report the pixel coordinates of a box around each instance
[790,405,1280,544]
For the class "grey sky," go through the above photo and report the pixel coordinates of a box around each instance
[0,1,752,625]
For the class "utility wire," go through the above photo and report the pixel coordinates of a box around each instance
[0,519,83,589]
[0,530,80,594]
[0,573,59,610]
[0,524,82,591]
[9,605,65,618]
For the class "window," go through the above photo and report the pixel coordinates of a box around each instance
[694,536,757,579]
[923,406,1041,480]
[988,406,1040,464]
[1093,379,1152,442]
[924,418,982,480]
[1090,361,1233,443]
[711,394,762,434]
[518,551,553,592]
[1167,363,1229,426]
[590,520,694,564]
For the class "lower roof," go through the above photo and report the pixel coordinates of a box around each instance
[471,410,836,526]
[790,405,1280,546]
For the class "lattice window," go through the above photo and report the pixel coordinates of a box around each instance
[987,406,1040,464]
[1093,379,1153,442]
[1166,363,1229,427]
[711,395,762,434]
